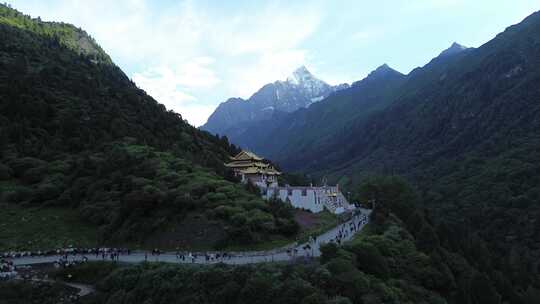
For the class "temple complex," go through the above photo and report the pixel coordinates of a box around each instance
[225,151,281,188]
[226,150,354,214]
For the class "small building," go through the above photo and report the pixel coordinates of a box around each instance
[263,185,355,214]
[225,151,281,188]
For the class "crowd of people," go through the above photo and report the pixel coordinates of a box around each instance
[0,258,17,280]
[1,247,131,260]
[332,212,369,245]
[285,211,370,258]
[93,248,130,261]
[170,251,235,263]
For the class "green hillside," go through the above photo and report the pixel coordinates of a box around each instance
[0,4,297,250]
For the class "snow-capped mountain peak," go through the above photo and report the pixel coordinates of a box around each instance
[286,65,316,85]
[284,65,332,99]
[202,65,350,133]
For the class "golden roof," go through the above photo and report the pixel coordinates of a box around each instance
[230,150,263,161]
[239,167,281,175]
[226,150,281,175]
[225,161,269,168]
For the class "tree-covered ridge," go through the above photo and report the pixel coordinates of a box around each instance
[318,12,540,296]
[0,20,235,172]
[0,3,111,64]
[0,3,111,65]
[2,141,298,248]
[0,9,298,248]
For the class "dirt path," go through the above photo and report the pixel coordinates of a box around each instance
[18,278,96,297]
[64,281,95,297]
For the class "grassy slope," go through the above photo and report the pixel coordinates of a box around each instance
[0,204,98,251]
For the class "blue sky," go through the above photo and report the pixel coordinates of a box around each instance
[6,0,539,126]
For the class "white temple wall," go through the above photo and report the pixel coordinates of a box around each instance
[265,188,324,213]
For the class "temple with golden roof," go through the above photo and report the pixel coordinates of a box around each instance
[225,151,281,188]
[226,150,354,214]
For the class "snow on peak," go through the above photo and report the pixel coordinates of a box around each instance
[284,65,332,96]
[287,65,315,85]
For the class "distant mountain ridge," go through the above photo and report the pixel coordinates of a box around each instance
[210,62,407,160]
[201,66,349,134]
[220,42,475,168]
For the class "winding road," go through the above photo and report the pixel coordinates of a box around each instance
[22,278,95,297]
[9,209,371,266]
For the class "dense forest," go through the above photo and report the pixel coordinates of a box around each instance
[8,177,537,304]
[0,4,298,249]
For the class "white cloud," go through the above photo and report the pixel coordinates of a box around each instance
[229,50,308,98]
[350,28,384,43]
[132,69,195,104]
[7,0,322,125]
[209,7,321,56]
[135,57,220,90]
[132,67,216,127]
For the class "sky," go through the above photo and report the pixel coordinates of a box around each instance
[6,0,539,126]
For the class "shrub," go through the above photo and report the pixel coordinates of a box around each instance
[22,166,47,184]
[0,162,12,180]
[3,186,34,203]
[320,243,339,264]
[350,242,389,279]
[7,157,47,177]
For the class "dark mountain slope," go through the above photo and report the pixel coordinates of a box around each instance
[218,43,474,170]
[268,64,408,170]
[0,19,232,170]
[322,10,540,181]
[294,11,540,299]
[251,43,472,173]
[0,5,298,249]
[216,65,407,165]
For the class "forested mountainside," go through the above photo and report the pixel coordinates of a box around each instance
[334,14,540,301]
[201,66,348,135]
[216,11,540,301]
[0,4,298,249]
[9,177,538,304]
